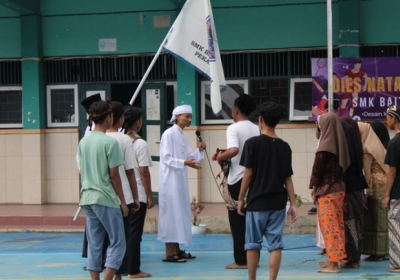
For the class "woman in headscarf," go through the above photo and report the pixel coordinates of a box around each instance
[339,117,369,268]
[370,120,390,149]
[358,121,389,261]
[309,112,350,273]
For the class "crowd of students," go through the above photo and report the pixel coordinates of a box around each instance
[310,105,400,275]
[77,94,153,280]
[76,91,400,280]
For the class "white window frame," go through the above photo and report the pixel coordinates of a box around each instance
[289,78,312,121]
[47,84,79,127]
[0,86,23,128]
[201,79,248,124]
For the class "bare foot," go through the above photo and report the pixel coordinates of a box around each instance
[340,260,359,268]
[318,260,329,268]
[317,249,326,255]
[317,267,339,273]
[225,262,248,269]
[128,271,152,278]
[389,268,400,273]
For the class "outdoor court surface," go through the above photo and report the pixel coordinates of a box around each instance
[0,232,399,280]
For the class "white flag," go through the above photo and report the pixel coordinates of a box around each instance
[163,0,226,116]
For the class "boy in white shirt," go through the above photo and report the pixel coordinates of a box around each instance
[106,101,140,280]
[122,105,153,278]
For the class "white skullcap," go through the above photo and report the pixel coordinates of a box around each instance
[170,104,192,123]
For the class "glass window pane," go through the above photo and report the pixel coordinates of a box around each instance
[202,81,247,124]
[251,79,289,121]
[47,85,78,127]
[294,82,312,117]
[0,89,22,125]
[50,88,75,123]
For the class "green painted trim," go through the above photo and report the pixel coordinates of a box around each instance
[21,15,42,57]
[22,60,45,129]
[177,60,199,125]
[0,18,20,58]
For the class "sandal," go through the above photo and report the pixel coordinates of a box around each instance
[179,250,196,259]
[162,254,187,263]
[316,249,326,255]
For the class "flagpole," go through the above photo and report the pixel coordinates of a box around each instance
[129,35,168,105]
[327,0,333,112]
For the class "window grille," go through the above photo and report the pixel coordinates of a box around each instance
[221,48,339,79]
[360,45,400,57]
[0,61,21,85]
[45,55,177,84]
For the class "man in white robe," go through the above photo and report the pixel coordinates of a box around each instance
[158,105,206,263]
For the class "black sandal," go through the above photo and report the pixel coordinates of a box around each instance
[179,250,196,259]
[162,254,187,263]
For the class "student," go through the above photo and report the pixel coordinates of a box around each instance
[106,101,140,280]
[382,105,400,273]
[78,100,128,280]
[339,117,368,268]
[358,121,388,261]
[310,112,350,273]
[157,105,206,263]
[122,105,154,278]
[216,93,259,269]
[237,101,298,280]
[77,94,109,269]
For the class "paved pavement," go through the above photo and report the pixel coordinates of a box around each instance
[0,232,398,280]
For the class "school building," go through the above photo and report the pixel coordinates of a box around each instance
[0,0,399,205]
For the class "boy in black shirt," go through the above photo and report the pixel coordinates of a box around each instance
[237,101,298,280]
[382,105,400,273]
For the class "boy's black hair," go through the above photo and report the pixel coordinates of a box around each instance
[258,101,283,128]
[121,105,143,134]
[88,100,112,127]
[110,101,125,126]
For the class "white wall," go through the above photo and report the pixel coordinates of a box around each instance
[0,125,396,204]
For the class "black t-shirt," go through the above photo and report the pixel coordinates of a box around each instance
[384,133,400,199]
[240,134,293,211]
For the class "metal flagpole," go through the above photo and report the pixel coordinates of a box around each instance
[327,0,333,112]
[128,35,169,105]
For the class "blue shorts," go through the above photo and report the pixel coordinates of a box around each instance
[82,204,126,271]
[245,209,285,252]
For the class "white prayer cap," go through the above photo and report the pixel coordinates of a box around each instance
[170,104,192,123]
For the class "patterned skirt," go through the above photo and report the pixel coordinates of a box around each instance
[317,191,347,262]
[343,190,364,262]
[389,199,400,269]
[362,198,389,256]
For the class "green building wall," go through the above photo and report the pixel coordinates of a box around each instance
[1,0,399,58]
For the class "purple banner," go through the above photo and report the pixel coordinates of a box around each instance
[311,57,400,121]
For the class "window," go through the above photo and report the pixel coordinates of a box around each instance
[251,79,289,121]
[0,87,22,128]
[201,80,248,124]
[47,85,79,127]
[289,78,312,121]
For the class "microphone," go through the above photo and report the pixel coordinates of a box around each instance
[195,130,205,150]
[195,130,203,142]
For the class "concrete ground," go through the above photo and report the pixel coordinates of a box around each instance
[0,232,398,280]
[0,203,318,234]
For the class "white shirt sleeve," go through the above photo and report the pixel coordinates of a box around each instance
[135,140,153,167]
[227,125,239,149]
[124,138,137,170]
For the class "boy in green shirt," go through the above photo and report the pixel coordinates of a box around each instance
[78,100,128,280]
